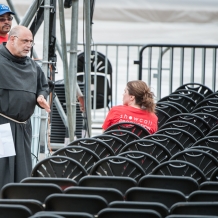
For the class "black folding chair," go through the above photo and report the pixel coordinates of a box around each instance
[175,82,213,98]
[0,204,32,218]
[119,139,171,163]
[118,151,159,174]
[151,160,206,184]
[155,108,170,128]
[78,175,137,195]
[170,149,218,180]
[92,135,126,154]
[156,101,182,117]
[103,129,140,144]
[188,190,218,202]
[158,94,197,112]
[89,156,145,181]
[159,120,205,140]
[68,138,115,158]
[52,145,100,173]
[170,202,218,216]
[138,175,199,196]
[98,208,162,218]
[109,201,169,218]
[200,181,218,191]
[156,127,197,149]
[171,89,205,104]
[45,194,107,215]
[104,122,150,138]
[165,113,211,135]
[21,177,77,191]
[1,183,62,203]
[125,187,186,209]
[31,156,88,182]
[143,134,184,156]
[64,186,123,203]
[0,199,44,215]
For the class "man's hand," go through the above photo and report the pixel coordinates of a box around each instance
[37,95,51,113]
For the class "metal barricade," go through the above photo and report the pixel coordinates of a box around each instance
[135,44,218,100]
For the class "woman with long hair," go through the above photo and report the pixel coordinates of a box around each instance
[102,80,158,134]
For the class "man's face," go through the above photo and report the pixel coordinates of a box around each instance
[11,31,34,57]
[0,13,12,36]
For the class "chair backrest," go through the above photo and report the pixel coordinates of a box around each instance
[1,183,62,203]
[103,129,140,144]
[30,211,93,218]
[125,187,186,209]
[68,138,115,158]
[0,204,32,218]
[210,167,218,181]
[166,215,218,218]
[200,181,218,191]
[52,145,100,173]
[171,89,205,104]
[156,127,197,148]
[170,202,218,216]
[188,190,218,202]
[170,149,218,180]
[92,135,126,154]
[31,156,88,182]
[77,50,113,109]
[155,108,170,128]
[156,101,182,117]
[207,129,218,137]
[193,98,218,111]
[159,120,205,141]
[109,201,169,218]
[45,193,107,215]
[165,113,211,135]
[192,106,218,119]
[78,175,137,195]
[104,122,150,138]
[138,175,199,196]
[143,134,184,156]
[188,146,218,162]
[21,177,78,191]
[98,208,162,218]
[151,160,207,184]
[158,94,197,112]
[119,139,171,163]
[118,151,159,174]
[0,199,44,215]
[89,156,145,182]
[64,186,123,203]
[191,136,218,153]
[175,83,213,98]
[192,112,218,129]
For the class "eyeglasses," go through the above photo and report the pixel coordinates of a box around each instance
[14,36,35,47]
[0,16,13,22]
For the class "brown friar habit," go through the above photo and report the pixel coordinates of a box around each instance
[0,43,49,190]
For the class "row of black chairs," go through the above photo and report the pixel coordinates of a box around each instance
[2,175,218,217]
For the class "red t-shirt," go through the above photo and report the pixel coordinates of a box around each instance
[102,105,158,134]
[0,35,8,44]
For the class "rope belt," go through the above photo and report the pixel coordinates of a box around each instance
[0,113,27,124]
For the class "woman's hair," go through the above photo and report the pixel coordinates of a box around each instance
[127,80,156,113]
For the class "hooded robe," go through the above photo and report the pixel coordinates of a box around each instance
[0,43,49,190]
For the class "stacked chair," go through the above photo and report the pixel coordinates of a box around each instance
[0,82,218,218]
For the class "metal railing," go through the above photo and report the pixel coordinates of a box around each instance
[135,44,218,100]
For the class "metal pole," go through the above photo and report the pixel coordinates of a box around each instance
[39,0,51,156]
[68,0,79,139]
[58,0,75,141]
[84,0,92,137]
[6,0,20,23]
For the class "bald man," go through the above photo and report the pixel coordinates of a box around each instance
[0,25,50,189]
